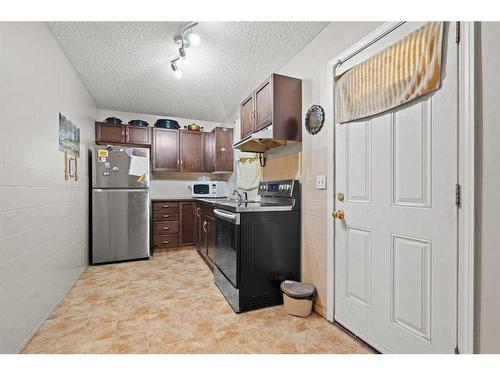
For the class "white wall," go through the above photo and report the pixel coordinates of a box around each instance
[0,23,98,353]
[474,22,500,354]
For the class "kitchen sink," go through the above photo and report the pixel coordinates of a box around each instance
[217,198,259,204]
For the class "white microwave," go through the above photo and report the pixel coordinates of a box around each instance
[190,181,228,198]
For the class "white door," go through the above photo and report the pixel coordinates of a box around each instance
[334,22,458,353]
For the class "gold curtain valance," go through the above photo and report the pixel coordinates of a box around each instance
[335,22,444,124]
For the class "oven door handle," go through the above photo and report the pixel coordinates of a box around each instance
[214,209,240,225]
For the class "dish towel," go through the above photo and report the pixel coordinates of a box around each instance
[237,153,262,190]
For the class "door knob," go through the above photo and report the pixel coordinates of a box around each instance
[332,210,345,220]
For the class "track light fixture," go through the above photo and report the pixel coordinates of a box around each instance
[170,57,182,78]
[170,21,200,77]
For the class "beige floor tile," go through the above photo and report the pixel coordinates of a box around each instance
[21,249,375,354]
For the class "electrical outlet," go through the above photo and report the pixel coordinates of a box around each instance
[316,175,326,190]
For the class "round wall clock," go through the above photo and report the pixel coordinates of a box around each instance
[305,105,325,135]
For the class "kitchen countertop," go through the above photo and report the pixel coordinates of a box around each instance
[151,197,296,212]
[151,197,197,201]
[151,197,229,204]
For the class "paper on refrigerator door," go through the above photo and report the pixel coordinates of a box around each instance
[128,155,149,177]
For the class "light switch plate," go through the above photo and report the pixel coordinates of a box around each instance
[316,175,326,190]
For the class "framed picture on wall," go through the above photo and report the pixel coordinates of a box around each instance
[64,152,78,181]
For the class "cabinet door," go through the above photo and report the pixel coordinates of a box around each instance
[240,94,255,139]
[196,212,203,253]
[206,216,216,263]
[203,130,215,173]
[96,123,126,144]
[180,202,196,246]
[180,131,204,172]
[214,127,233,172]
[197,214,208,256]
[126,126,151,145]
[194,204,200,244]
[255,78,272,131]
[152,128,179,172]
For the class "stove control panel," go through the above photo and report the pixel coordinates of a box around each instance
[258,179,298,198]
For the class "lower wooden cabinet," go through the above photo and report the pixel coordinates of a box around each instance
[152,200,195,252]
[152,200,215,272]
[195,201,215,271]
[206,216,216,263]
[180,202,196,246]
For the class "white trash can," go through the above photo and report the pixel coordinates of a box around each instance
[280,280,316,317]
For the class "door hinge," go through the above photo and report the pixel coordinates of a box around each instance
[455,346,460,354]
[455,184,461,207]
[456,22,461,44]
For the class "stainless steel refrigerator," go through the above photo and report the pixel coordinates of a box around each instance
[90,145,150,264]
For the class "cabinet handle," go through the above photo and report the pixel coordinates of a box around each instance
[162,227,170,230]
[162,241,170,244]
[196,207,201,218]
[212,157,216,167]
[162,205,170,208]
[222,128,228,132]
[162,214,170,218]
[203,221,208,232]
[220,147,226,152]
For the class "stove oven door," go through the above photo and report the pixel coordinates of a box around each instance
[214,209,240,288]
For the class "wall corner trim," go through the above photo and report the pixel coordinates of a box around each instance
[457,21,476,355]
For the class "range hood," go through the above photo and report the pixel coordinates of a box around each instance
[233,125,288,153]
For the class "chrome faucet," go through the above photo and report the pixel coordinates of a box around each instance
[233,189,243,201]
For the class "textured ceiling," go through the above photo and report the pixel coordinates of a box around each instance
[46,22,329,122]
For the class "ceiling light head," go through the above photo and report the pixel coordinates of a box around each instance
[169,22,198,79]
[170,59,182,78]
[179,47,186,59]
[174,34,184,47]
[188,32,200,46]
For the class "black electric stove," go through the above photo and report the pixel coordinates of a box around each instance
[213,180,301,312]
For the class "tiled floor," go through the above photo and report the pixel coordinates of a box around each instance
[22,249,374,354]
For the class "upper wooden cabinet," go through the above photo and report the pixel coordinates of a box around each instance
[180,130,204,172]
[203,130,215,173]
[255,79,272,131]
[95,122,151,146]
[126,125,151,145]
[239,73,302,142]
[115,126,233,174]
[202,127,234,173]
[213,127,234,172]
[95,122,126,144]
[240,95,255,138]
[152,128,179,172]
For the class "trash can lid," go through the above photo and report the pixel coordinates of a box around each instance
[280,280,316,299]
